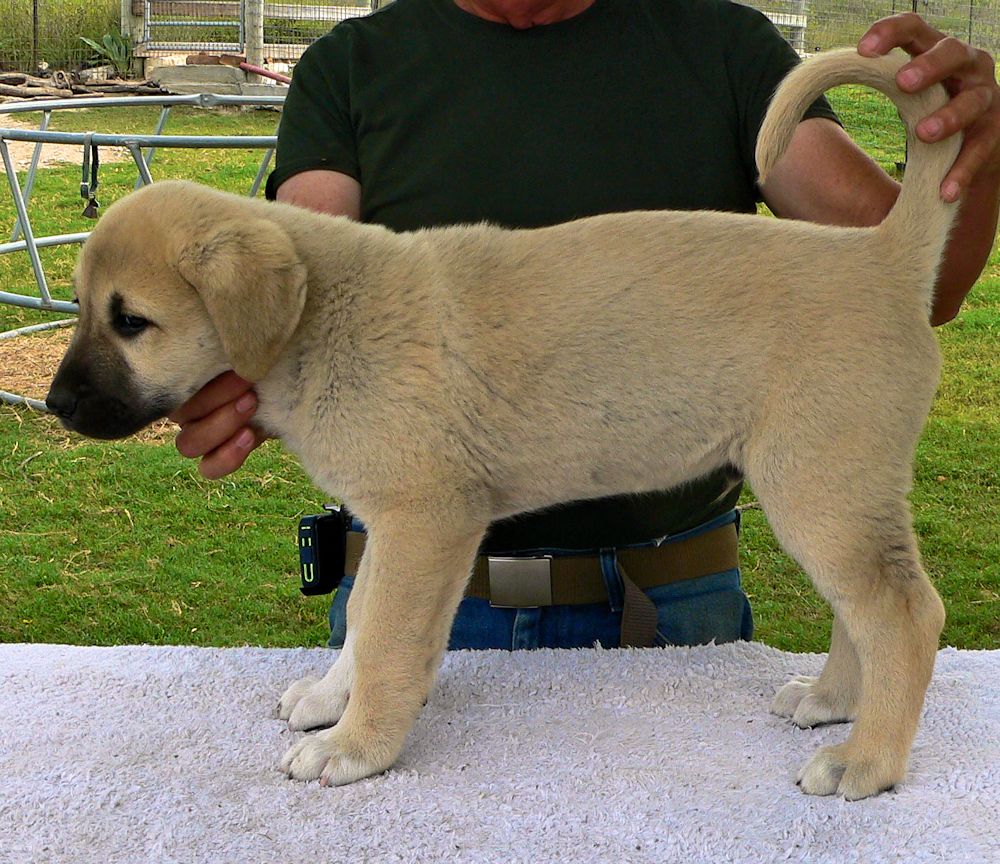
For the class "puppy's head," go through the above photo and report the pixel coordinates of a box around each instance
[46,180,308,439]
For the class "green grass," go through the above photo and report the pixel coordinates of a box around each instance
[0,99,997,651]
[0,418,331,646]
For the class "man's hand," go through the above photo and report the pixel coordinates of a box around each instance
[168,170,360,481]
[169,371,266,480]
[858,14,1000,202]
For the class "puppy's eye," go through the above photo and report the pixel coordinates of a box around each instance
[114,312,150,337]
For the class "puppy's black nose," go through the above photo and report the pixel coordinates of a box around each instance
[45,387,77,420]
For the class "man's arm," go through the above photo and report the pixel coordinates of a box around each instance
[169,170,361,479]
[761,15,1000,326]
[273,169,362,218]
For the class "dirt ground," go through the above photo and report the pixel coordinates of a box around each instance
[0,114,131,172]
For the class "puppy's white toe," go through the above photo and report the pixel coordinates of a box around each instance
[277,676,319,720]
[281,729,336,781]
[288,686,350,732]
[319,748,383,787]
[278,674,350,730]
[791,692,853,728]
[280,727,386,786]
[796,744,845,796]
[770,677,815,717]
[772,677,853,728]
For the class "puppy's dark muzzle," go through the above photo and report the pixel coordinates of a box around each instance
[46,347,165,440]
[44,384,78,423]
[45,376,137,439]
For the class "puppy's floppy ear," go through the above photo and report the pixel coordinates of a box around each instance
[175,216,307,382]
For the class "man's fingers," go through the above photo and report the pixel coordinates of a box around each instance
[168,370,263,479]
[174,392,258,459]
[858,13,946,58]
[196,429,262,480]
[896,37,986,93]
[168,371,254,425]
[915,85,995,142]
[941,116,1000,201]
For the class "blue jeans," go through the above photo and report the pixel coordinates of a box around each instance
[328,509,753,650]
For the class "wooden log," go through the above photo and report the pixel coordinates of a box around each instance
[0,73,56,88]
[72,83,167,94]
[0,83,73,99]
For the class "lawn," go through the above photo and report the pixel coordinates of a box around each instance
[0,89,996,652]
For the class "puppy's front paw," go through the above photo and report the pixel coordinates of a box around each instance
[796,743,902,800]
[277,672,350,731]
[280,724,395,787]
[277,675,318,720]
[772,676,853,728]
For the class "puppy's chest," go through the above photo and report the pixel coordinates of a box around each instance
[254,370,367,492]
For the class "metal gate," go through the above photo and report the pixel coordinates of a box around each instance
[134,1,377,60]
[143,1,246,54]
[0,92,283,410]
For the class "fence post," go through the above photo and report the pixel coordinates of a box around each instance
[120,1,142,45]
[245,0,265,83]
[31,0,38,71]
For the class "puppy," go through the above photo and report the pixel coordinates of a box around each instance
[47,50,960,798]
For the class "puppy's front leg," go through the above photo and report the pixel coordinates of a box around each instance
[278,553,371,732]
[281,509,484,786]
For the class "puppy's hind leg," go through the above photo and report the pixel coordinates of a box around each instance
[749,457,944,800]
[771,614,859,727]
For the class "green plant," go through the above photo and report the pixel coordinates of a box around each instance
[79,31,132,79]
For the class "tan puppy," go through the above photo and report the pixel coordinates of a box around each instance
[47,50,960,799]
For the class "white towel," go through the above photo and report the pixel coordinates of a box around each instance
[0,641,996,863]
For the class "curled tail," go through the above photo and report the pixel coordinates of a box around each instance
[756,49,961,281]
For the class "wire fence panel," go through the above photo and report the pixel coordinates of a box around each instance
[141,1,245,53]
[3,1,1000,73]
[744,1,1000,56]
[136,0,375,57]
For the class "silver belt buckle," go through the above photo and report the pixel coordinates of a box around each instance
[487,556,553,608]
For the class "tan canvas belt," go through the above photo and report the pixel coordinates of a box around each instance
[344,521,738,646]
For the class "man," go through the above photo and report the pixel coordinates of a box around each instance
[170,0,1000,649]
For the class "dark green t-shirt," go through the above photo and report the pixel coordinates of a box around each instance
[266,0,839,551]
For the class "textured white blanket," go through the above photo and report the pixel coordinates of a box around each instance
[0,641,996,863]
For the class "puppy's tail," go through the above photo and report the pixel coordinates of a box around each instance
[756,49,961,289]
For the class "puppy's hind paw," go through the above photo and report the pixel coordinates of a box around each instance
[771,676,816,718]
[276,676,318,720]
[772,677,854,728]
